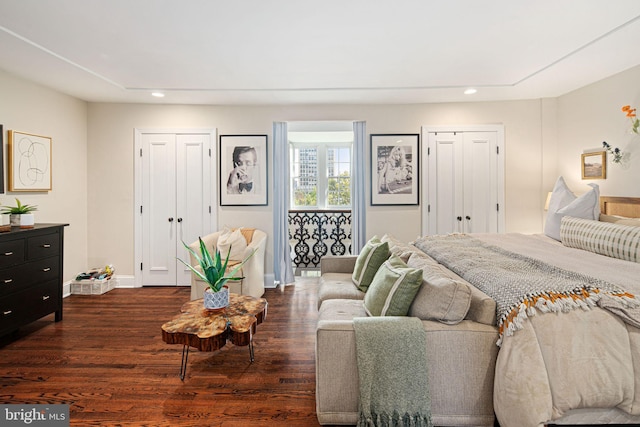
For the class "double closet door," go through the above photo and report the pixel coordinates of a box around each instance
[137,130,215,286]
[423,127,504,235]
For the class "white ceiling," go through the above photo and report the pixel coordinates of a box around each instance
[1,1,640,106]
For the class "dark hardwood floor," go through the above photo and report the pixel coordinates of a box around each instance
[0,278,324,426]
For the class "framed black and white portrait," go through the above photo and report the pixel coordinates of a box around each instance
[219,134,268,206]
[370,134,419,206]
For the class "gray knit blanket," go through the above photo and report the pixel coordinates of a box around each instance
[413,234,639,345]
[353,316,432,427]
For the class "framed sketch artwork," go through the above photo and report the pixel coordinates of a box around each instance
[370,134,419,205]
[8,130,52,191]
[219,134,268,206]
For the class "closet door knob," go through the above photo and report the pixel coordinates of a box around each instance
[465,216,471,220]
[168,217,174,222]
[456,216,462,221]
[177,218,183,223]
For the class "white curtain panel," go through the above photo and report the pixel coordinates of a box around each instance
[352,121,367,254]
[272,122,295,286]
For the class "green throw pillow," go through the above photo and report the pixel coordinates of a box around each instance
[352,236,390,292]
[363,254,423,316]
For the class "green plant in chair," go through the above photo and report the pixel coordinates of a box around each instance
[178,237,256,292]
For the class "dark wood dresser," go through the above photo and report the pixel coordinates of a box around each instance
[0,224,68,337]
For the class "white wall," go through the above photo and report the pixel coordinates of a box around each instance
[556,65,640,198]
[10,63,638,283]
[87,100,546,278]
[0,69,88,282]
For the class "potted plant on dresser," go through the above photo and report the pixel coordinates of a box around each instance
[1,198,38,229]
[178,238,255,310]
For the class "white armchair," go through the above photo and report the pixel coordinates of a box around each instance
[188,228,267,300]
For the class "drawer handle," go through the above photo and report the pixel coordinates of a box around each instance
[3,251,13,256]
[3,279,13,284]
[42,295,50,301]
[42,244,51,248]
[3,310,12,315]
[43,267,51,272]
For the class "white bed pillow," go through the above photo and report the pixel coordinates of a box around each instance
[544,176,600,241]
[217,227,247,261]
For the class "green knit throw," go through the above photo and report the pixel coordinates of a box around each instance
[354,316,433,427]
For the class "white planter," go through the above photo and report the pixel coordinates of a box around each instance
[203,286,229,310]
[0,215,10,232]
[19,213,35,229]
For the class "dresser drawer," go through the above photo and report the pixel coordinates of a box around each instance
[0,280,60,333]
[27,232,61,260]
[0,256,60,296]
[26,280,61,321]
[0,239,25,269]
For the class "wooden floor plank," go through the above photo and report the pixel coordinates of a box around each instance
[0,278,326,426]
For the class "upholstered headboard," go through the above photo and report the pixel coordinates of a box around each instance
[600,196,640,218]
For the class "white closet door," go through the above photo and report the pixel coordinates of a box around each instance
[463,132,498,233]
[427,132,464,234]
[175,133,211,286]
[142,133,178,286]
[141,132,212,286]
[424,127,503,236]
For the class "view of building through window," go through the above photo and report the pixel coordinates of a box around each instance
[291,144,351,209]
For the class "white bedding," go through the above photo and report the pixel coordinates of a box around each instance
[475,234,640,427]
[417,233,640,427]
[476,233,640,295]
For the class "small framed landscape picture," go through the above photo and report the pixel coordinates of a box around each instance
[219,134,268,206]
[581,151,606,180]
[370,133,419,205]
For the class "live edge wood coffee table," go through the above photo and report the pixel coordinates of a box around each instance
[161,293,267,380]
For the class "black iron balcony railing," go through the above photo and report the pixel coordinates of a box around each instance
[288,210,352,269]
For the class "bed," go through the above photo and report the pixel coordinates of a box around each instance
[413,195,640,427]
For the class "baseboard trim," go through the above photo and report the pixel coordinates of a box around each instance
[264,273,276,289]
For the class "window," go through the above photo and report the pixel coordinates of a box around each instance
[327,147,351,206]
[290,142,352,209]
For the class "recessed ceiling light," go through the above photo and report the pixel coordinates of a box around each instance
[464,88,477,95]
[151,92,165,98]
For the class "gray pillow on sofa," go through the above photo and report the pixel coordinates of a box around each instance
[407,253,471,325]
[381,233,415,262]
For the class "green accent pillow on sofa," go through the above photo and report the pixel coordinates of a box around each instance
[352,236,390,292]
[363,254,423,316]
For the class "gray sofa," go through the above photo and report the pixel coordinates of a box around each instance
[315,235,500,426]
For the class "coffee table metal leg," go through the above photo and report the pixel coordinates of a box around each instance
[249,340,254,362]
[180,345,189,381]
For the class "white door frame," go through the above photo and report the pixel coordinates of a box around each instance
[134,128,217,288]
[420,125,505,236]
